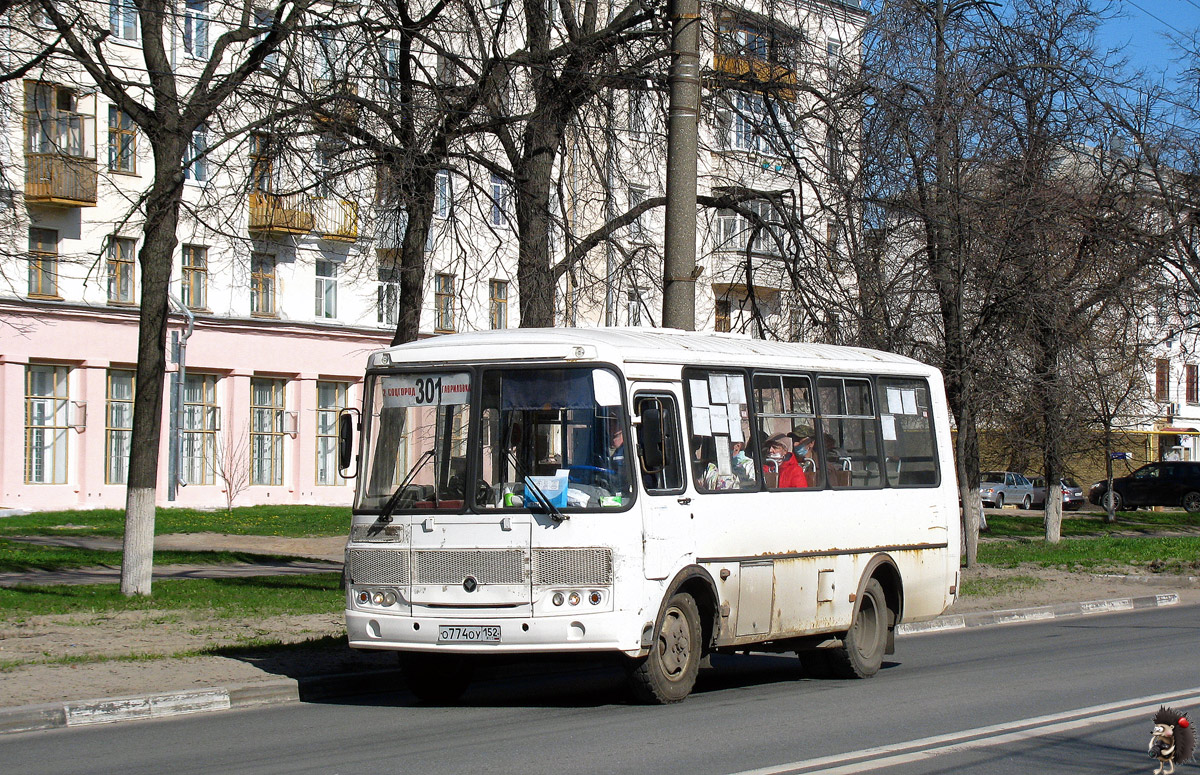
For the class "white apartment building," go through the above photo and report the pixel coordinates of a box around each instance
[0,0,865,511]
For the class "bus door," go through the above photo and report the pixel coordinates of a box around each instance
[632,385,693,580]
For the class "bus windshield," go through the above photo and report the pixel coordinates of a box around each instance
[356,366,631,513]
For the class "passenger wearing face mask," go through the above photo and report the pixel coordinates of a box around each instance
[762,432,807,489]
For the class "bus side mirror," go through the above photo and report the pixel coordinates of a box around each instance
[338,409,359,477]
[637,402,665,474]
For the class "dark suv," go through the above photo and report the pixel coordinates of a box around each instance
[1088,461,1200,513]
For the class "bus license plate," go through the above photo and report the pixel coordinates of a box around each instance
[438,625,501,643]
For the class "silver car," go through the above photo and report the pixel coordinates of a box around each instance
[1029,477,1085,510]
[979,471,1035,509]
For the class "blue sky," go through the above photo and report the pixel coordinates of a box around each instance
[1097,0,1200,84]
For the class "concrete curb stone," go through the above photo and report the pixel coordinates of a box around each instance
[0,592,1184,735]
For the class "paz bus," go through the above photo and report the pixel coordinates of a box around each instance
[338,328,959,703]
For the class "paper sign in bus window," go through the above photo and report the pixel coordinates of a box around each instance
[691,406,712,436]
[689,379,710,407]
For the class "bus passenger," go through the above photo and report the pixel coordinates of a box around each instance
[763,433,807,488]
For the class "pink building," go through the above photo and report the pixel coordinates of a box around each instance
[1,297,390,511]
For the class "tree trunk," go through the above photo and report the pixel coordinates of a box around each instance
[120,141,185,596]
[392,172,436,346]
[515,123,561,328]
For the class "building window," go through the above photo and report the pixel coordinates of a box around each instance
[1156,359,1170,402]
[107,106,136,173]
[107,236,136,304]
[251,253,276,316]
[490,279,509,329]
[105,369,134,484]
[826,130,843,175]
[628,185,649,243]
[25,364,70,484]
[715,199,785,255]
[249,132,275,193]
[316,381,349,485]
[715,299,731,332]
[626,288,642,326]
[110,0,138,40]
[715,12,795,69]
[25,82,89,158]
[182,374,218,485]
[1188,364,1198,405]
[377,250,400,326]
[435,169,452,219]
[184,0,209,58]
[826,38,842,70]
[185,124,207,182]
[628,85,649,134]
[28,227,58,298]
[315,259,338,319]
[435,272,455,332]
[490,173,509,227]
[251,378,286,486]
[181,245,208,310]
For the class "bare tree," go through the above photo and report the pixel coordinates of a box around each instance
[32,0,317,595]
[213,423,251,517]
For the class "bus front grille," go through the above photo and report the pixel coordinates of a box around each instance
[347,548,411,585]
[532,548,612,586]
[413,549,526,585]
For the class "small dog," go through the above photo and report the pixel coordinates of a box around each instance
[1149,706,1195,775]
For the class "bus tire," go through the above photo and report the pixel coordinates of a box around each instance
[628,592,702,704]
[398,652,474,704]
[828,578,889,679]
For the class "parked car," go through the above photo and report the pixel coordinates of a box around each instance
[979,471,1035,509]
[1088,461,1200,513]
[1029,477,1085,510]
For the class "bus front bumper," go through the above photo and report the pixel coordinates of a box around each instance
[345,608,647,657]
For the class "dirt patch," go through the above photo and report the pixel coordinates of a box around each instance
[949,564,1200,613]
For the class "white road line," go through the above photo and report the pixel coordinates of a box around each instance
[728,687,1200,775]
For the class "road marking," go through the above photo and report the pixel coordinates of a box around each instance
[728,687,1200,775]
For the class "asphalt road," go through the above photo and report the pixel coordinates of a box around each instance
[4,604,1198,775]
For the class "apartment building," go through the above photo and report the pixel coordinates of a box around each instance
[0,0,864,511]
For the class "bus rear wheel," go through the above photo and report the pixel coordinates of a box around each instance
[398,652,474,704]
[828,578,889,679]
[628,592,702,704]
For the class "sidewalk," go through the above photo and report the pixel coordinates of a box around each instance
[1,532,1197,735]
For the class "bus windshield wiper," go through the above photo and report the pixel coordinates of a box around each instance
[505,448,567,523]
[378,449,435,523]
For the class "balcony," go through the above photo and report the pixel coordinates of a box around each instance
[316,198,359,242]
[712,54,797,100]
[249,191,314,235]
[25,154,98,207]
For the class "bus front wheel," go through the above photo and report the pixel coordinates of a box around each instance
[628,592,702,704]
[398,652,474,704]
[828,578,889,679]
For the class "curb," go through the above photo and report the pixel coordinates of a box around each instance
[0,669,402,736]
[896,592,1180,636]
[0,592,1186,734]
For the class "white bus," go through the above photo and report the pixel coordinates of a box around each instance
[339,328,959,703]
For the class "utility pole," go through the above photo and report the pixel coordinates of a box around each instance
[661,0,700,330]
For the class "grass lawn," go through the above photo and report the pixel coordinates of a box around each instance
[984,509,1200,538]
[980,534,1200,573]
[0,539,324,574]
[0,573,344,618]
[0,505,352,539]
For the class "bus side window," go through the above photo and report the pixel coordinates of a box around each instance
[817,376,883,489]
[684,370,756,492]
[877,376,940,487]
[635,394,684,493]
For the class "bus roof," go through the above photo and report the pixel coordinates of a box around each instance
[371,328,937,375]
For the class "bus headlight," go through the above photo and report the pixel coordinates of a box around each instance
[372,591,385,605]
[589,591,602,605]
[552,592,565,606]
[568,592,581,606]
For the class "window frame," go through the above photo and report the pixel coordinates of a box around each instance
[434,272,456,332]
[105,369,135,484]
[250,377,287,486]
[489,279,509,330]
[182,373,219,486]
[28,227,59,299]
[107,105,136,173]
[251,252,277,317]
[107,235,136,304]
[181,244,208,311]
[25,364,70,484]
[315,259,338,319]
[634,391,687,496]
[316,381,350,486]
